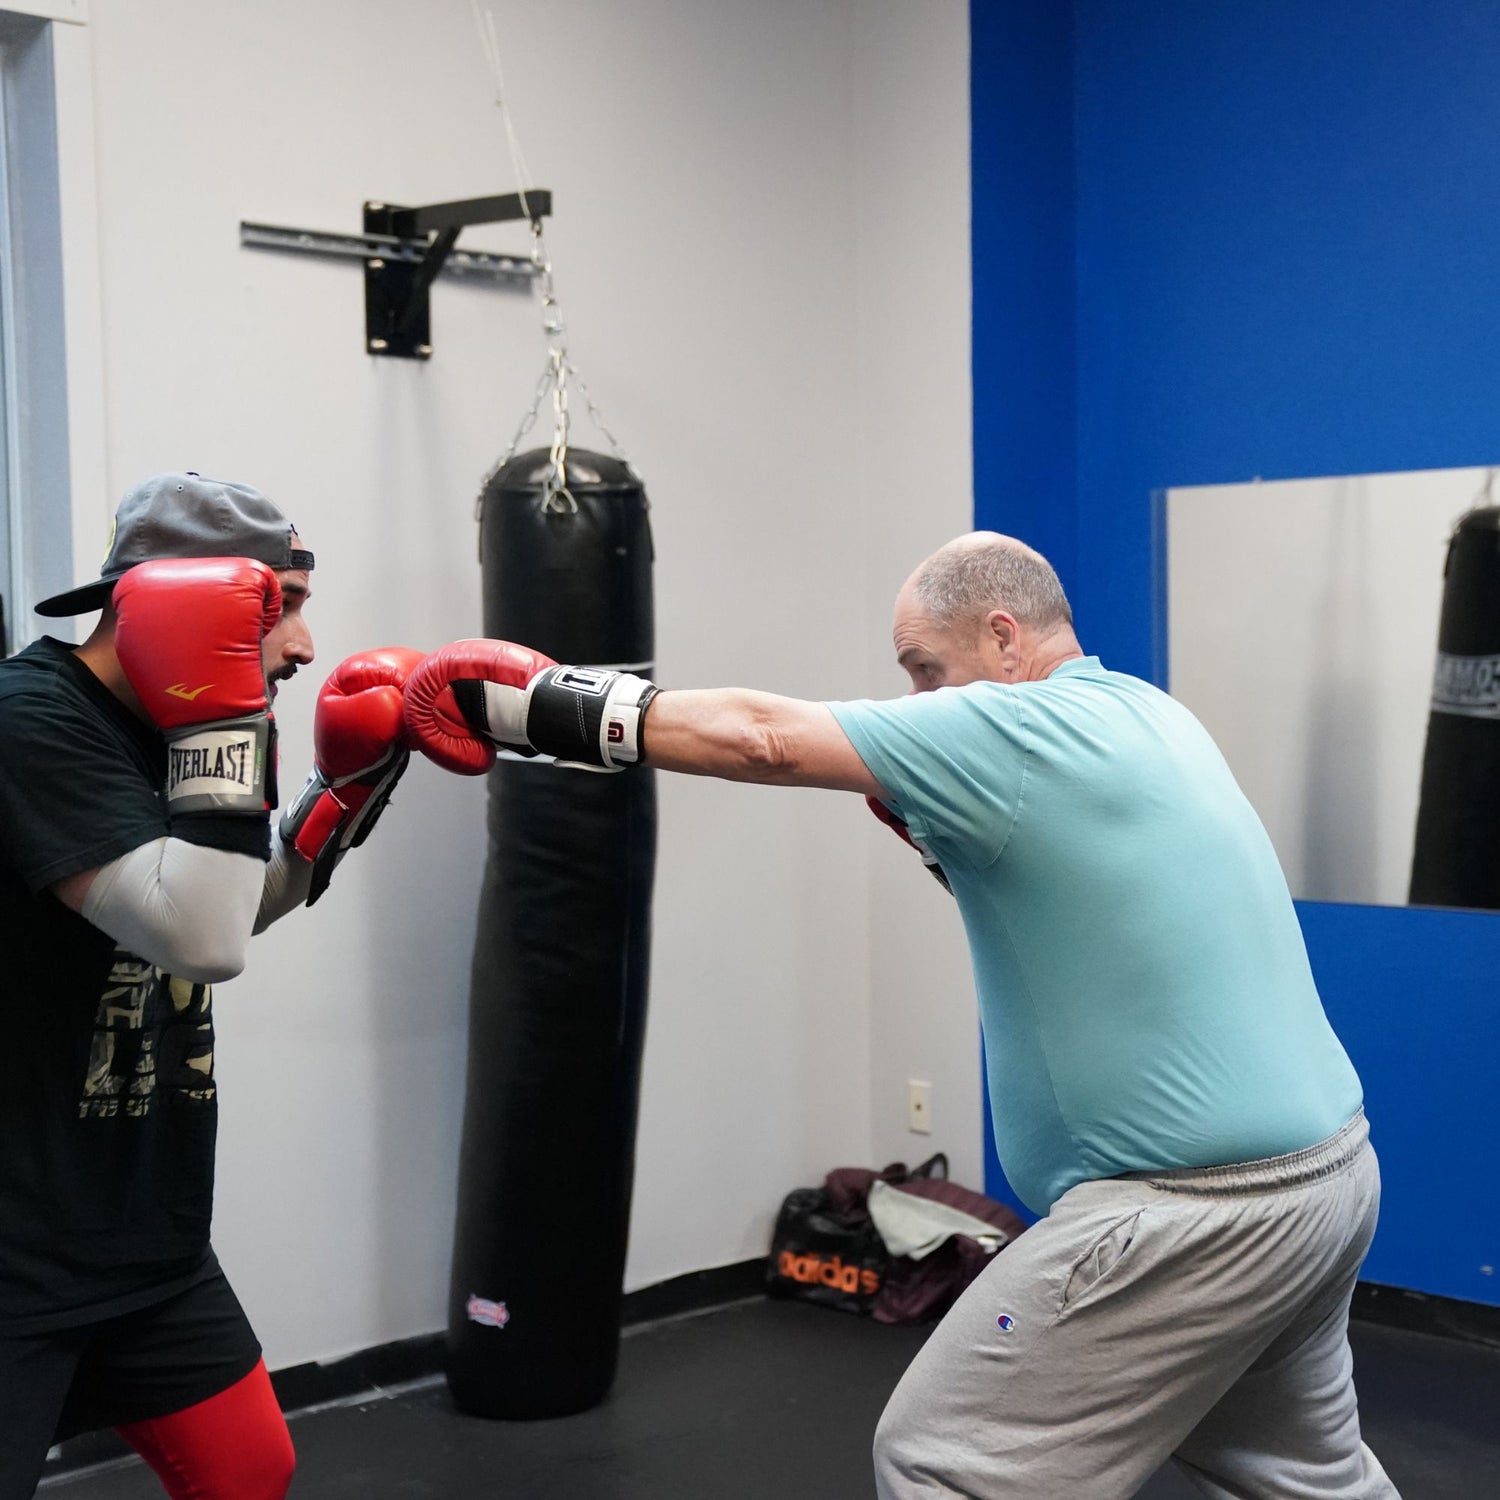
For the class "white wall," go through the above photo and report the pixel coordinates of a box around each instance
[851,3,980,1183]
[58,0,972,1368]
[1168,467,1482,908]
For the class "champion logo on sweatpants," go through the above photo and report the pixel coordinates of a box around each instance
[996,1314,1016,1332]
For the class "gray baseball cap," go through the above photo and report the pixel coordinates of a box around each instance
[35,472,315,617]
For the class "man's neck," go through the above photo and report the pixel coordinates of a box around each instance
[1021,630,1085,683]
[74,632,149,721]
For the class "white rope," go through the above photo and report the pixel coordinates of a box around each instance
[470,1,537,218]
[466,0,632,518]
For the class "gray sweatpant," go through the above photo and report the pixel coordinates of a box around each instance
[874,1113,1399,1498]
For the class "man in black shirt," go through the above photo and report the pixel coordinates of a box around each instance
[0,474,420,1499]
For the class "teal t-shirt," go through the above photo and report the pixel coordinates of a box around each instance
[829,657,1364,1215]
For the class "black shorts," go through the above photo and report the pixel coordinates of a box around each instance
[0,1268,261,1493]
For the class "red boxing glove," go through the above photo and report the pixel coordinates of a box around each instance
[280,647,424,904]
[114,558,281,820]
[405,638,660,775]
[402,639,554,775]
[405,636,657,774]
[866,795,952,895]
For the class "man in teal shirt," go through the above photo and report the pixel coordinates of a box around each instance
[412,531,1398,1498]
[832,588,1364,1218]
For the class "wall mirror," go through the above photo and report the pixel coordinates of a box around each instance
[1164,466,1500,911]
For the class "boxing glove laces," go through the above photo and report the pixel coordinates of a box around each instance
[402,639,658,775]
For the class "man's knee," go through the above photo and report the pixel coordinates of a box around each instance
[236,1421,295,1500]
[193,1428,295,1500]
[241,1422,294,1494]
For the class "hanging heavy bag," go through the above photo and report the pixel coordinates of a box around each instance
[445,447,657,1420]
[1409,507,1500,910]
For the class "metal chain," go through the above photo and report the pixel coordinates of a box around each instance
[531,226,576,514]
[542,346,576,515]
[478,362,550,507]
[565,360,629,465]
[477,218,629,522]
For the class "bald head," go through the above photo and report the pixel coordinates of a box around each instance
[894,533,1080,691]
[905,532,1073,633]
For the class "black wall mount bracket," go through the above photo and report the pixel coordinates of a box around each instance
[363,191,551,359]
[238,189,552,360]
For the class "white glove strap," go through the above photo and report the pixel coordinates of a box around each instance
[475,678,532,748]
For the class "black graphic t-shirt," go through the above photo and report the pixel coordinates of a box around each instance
[0,638,221,1333]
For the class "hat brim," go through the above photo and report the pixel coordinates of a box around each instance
[35,541,314,618]
[34,576,122,618]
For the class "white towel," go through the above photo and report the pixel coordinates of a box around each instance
[868,1179,1012,1261]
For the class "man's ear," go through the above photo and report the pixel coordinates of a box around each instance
[983,610,1023,679]
[985,609,1018,649]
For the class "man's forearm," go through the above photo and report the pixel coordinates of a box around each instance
[642,688,884,795]
[255,824,314,932]
[75,837,265,982]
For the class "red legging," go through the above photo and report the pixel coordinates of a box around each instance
[116,1360,295,1500]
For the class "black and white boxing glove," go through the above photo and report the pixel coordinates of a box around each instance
[401,638,658,775]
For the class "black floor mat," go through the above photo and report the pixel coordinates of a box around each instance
[41,1300,1500,1498]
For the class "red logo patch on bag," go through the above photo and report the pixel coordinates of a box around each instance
[467,1294,511,1329]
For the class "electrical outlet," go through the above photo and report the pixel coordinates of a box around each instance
[907,1079,932,1135]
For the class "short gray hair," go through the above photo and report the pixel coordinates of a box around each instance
[910,534,1073,631]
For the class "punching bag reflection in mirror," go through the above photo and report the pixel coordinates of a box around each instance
[1409,506,1500,909]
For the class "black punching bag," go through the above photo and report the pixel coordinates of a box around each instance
[447,448,656,1418]
[1409,506,1500,909]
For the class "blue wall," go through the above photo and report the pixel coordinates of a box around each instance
[971,0,1500,1305]
[971,0,1078,597]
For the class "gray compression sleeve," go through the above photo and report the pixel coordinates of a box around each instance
[80,836,265,983]
[255,824,314,933]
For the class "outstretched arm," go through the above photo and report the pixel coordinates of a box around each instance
[402,641,886,797]
[641,688,885,795]
[401,642,959,886]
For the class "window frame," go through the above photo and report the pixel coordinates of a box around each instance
[0,0,106,649]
